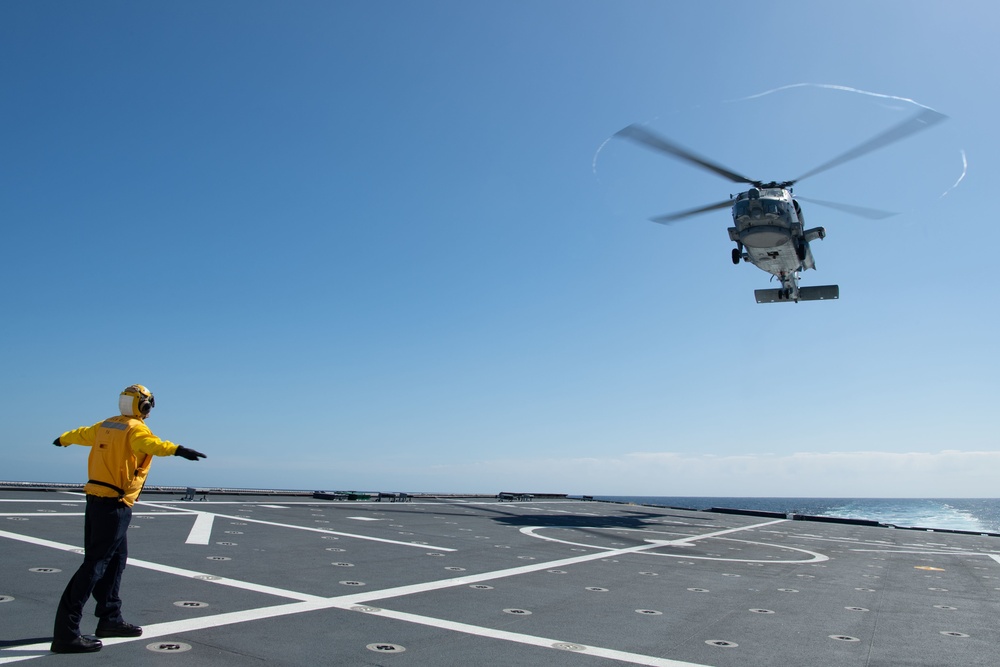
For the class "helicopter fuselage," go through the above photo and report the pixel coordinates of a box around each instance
[727,187,827,298]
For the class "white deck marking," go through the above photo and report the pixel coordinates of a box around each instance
[143,504,456,551]
[333,605,713,667]
[0,513,786,666]
[990,554,1000,565]
[184,512,216,545]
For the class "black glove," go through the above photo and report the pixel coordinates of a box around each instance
[53,437,63,447]
[174,446,206,461]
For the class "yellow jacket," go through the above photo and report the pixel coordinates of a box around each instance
[58,415,179,507]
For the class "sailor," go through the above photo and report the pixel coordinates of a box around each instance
[49,385,207,654]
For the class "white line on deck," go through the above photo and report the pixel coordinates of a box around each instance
[0,516,786,666]
[185,512,215,545]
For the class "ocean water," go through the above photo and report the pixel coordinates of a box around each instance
[592,497,1000,533]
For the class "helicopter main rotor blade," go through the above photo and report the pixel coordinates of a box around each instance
[795,197,896,220]
[616,124,758,186]
[791,108,947,185]
[651,199,733,224]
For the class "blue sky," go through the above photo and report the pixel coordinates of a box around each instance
[2,1,996,496]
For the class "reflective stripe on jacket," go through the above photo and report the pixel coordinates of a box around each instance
[59,416,179,507]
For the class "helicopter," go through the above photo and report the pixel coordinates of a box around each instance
[615,108,947,303]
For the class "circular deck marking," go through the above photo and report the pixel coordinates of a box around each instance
[553,643,585,651]
[503,608,531,615]
[830,635,860,642]
[367,643,405,653]
[0,595,14,603]
[147,642,191,653]
[29,568,60,574]
[636,609,663,615]
[520,526,828,564]
[705,640,738,648]
[174,601,209,608]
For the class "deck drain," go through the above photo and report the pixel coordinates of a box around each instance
[339,581,366,586]
[7,517,28,521]
[332,562,355,567]
[503,608,532,615]
[194,575,221,581]
[639,572,658,576]
[705,640,738,648]
[366,643,405,653]
[224,531,243,535]
[147,642,191,653]
[470,584,494,590]
[934,605,958,610]
[351,606,381,613]
[207,556,231,561]
[829,635,860,642]
[636,609,663,615]
[940,631,969,638]
[215,542,237,546]
[553,643,585,651]
[845,607,869,612]
[174,601,209,608]
[750,609,775,614]
[687,588,709,593]
[547,570,567,574]
[426,553,445,557]
[586,587,608,592]
[855,587,876,592]
[445,567,466,572]
[29,568,61,574]
[777,589,799,593]
[326,548,346,552]
[0,595,14,603]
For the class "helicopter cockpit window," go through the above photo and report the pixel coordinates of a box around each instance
[733,200,750,218]
[762,200,786,216]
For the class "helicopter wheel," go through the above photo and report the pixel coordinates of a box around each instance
[731,248,741,265]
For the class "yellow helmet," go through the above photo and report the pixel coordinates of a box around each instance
[119,384,155,418]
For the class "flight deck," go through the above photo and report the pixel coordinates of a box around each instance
[2,489,998,666]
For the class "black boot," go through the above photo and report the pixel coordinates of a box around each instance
[51,636,103,653]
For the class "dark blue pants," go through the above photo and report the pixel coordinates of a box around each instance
[52,495,132,641]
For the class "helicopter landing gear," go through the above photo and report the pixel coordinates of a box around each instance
[732,247,742,265]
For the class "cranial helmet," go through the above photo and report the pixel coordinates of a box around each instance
[119,384,155,418]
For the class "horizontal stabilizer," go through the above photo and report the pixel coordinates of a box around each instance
[755,285,839,303]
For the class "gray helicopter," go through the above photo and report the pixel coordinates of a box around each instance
[616,108,946,303]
